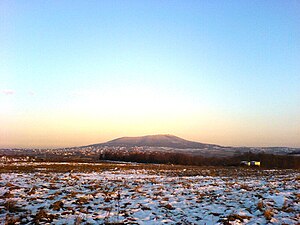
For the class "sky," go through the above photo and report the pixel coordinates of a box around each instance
[1,0,300,148]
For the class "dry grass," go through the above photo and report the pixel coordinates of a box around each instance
[74,216,83,225]
[69,191,80,198]
[240,184,251,191]
[160,203,175,210]
[1,191,14,199]
[53,190,62,197]
[50,200,64,211]
[70,174,80,180]
[27,186,37,195]
[296,193,300,202]
[5,183,15,188]
[33,209,58,224]
[140,205,151,211]
[257,200,264,211]
[5,215,20,225]
[47,195,56,200]
[4,200,22,213]
[264,209,273,220]
[221,214,252,223]
[0,163,298,224]
[0,162,288,177]
[76,196,89,205]
[49,184,59,190]
[104,223,126,225]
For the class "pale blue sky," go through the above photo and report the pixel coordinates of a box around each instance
[1,1,300,148]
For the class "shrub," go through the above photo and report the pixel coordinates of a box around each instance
[264,209,273,220]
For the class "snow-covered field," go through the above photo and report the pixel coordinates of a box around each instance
[0,164,299,224]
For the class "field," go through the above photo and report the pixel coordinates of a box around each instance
[0,162,299,225]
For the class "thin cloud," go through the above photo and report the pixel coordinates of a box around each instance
[2,89,15,95]
[28,91,35,96]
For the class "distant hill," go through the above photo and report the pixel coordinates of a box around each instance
[87,134,219,149]
[80,134,300,157]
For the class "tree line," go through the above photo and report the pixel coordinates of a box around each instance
[100,151,300,169]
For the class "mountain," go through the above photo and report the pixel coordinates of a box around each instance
[87,134,219,149]
[82,134,300,156]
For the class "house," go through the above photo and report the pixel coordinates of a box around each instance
[240,161,249,166]
[240,161,260,167]
[250,161,261,167]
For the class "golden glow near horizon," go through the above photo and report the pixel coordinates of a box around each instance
[1,85,299,148]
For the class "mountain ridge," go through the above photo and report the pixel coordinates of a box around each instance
[82,134,300,156]
[86,134,220,149]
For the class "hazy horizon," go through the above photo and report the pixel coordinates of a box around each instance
[1,133,300,149]
[1,1,300,148]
